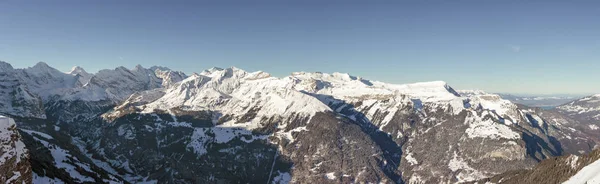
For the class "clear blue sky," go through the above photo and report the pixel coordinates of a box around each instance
[1,0,599,95]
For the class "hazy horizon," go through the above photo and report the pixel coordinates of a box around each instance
[2,0,600,94]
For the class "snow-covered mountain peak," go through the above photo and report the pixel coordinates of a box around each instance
[245,71,272,80]
[26,62,64,76]
[289,72,459,103]
[111,66,129,73]
[0,61,14,71]
[291,71,360,82]
[68,66,93,87]
[457,90,488,97]
[200,67,225,76]
[372,81,462,103]
[200,67,250,82]
[557,94,600,119]
[149,66,172,72]
[68,66,88,75]
[132,64,147,72]
[178,73,212,87]
[32,61,51,69]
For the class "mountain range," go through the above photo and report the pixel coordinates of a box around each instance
[497,94,580,108]
[0,61,599,184]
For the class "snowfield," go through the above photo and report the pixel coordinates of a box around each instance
[563,158,600,184]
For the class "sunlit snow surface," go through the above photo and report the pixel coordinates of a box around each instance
[563,158,600,184]
[0,116,28,183]
[0,116,27,166]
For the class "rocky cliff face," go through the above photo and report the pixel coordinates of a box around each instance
[476,148,600,184]
[0,116,32,184]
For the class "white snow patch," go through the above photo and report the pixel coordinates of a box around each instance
[21,129,54,140]
[405,147,419,165]
[271,171,291,184]
[6,171,21,184]
[188,128,209,156]
[33,172,65,184]
[563,158,600,184]
[567,155,579,169]
[0,116,28,165]
[29,135,95,182]
[464,111,520,140]
[448,151,487,183]
[325,172,337,180]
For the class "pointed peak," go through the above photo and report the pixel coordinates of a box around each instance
[181,72,210,84]
[0,61,14,71]
[229,66,242,70]
[69,66,88,75]
[33,61,50,68]
[210,67,224,71]
[132,64,146,71]
[149,66,171,72]
[115,66,129,72]
[226,66,248,73]
[200,67,224,76]
[28,61,62,74]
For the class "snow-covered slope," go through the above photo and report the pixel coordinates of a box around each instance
[564,157,600,184]
[16,62,79,101]
[68,66,93,87]
[0,116,32,184]
[0,61,185,119]
[558,94,600,121]
[19,127,124,183]
[0,62,46,119]
[146,68,329,116]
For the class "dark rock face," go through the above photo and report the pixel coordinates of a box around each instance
[475,148,600,184]
[279,112,400,183]
[91,112,291,183]
[0,116,32,184]
[554,95,600,152]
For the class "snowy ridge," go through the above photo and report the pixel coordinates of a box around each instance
[68,66,93,87]
[0,116,30,183]
[103,67,528,143]
[0,61,186,107]
[21,127,123,183]
[464,110,520,140]
[141,68,331,117]
[558,94,600,117]
[290,72,459,102]
[563,157,600,184]
[0,116,27,166]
